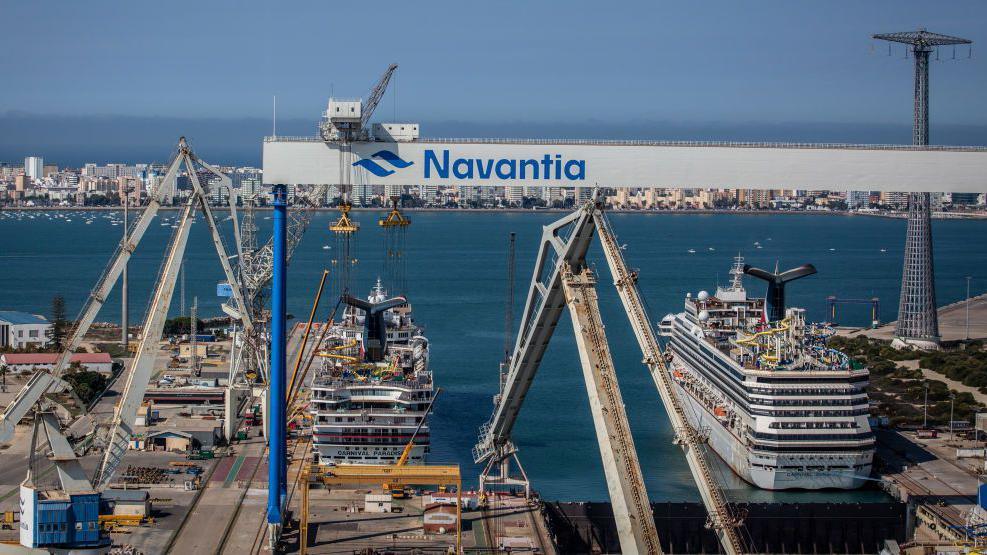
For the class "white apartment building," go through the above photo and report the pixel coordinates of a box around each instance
[0,311,52,349]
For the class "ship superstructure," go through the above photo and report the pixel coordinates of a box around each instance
[659,257,874,490]
[309,279,433,465]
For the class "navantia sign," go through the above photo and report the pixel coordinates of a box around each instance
[353,149,586,182]
[262,138,987,192]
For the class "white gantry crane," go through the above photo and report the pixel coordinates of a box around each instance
[4,138,261,549]
[473,199,747,555]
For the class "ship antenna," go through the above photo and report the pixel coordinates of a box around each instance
[729,252,745,291]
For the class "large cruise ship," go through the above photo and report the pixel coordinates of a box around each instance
[309,279,434,465]
[658,257,874,490]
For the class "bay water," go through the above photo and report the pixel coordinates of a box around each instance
[3,209,986,502]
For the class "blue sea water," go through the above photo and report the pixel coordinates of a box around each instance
[2,209,986,503]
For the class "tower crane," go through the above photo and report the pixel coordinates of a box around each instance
[320,63,399,295]
[473,199,747,555]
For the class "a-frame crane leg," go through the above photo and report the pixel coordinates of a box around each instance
[94,193,197,488]
[0,144,184,444]
[562,264,662,555]
[593,211,746,555]
[473,207,597,496]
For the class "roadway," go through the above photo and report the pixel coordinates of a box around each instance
[842,292,987,343]
[167,321,313,554]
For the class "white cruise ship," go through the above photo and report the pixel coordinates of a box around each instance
[658,257,874,490]
[309,279,434,465]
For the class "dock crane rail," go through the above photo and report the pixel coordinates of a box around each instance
[473,200,747,555]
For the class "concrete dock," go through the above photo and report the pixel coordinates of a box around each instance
[842,292,987,342]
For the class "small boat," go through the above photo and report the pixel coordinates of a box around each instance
[880,248,887,253]
[688,249,696,254]
[708,247,715,251]
[322,245,331,250]
[829,248,836,252]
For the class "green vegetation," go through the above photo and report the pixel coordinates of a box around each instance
[50,294,68,350]
[917,341,987,390]
[163,316,205,337]
[62,363,108,406]
[830,336,986,427]
[95,342,130,358]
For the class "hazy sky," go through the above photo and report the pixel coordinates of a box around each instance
[3,1,986,125]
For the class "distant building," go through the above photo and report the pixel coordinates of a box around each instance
[24,157,43,182]
[951,192,982,206]
[847,190,871,209]
[0,311,52,349]
[0,352,112,375]
[880,191,909,210]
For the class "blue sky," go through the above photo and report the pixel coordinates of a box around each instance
[2,1,986,164]
[3,1,985,123]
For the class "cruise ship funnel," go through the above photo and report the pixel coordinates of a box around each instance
[743,263,817,321]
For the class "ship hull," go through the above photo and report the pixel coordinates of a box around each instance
[671,378,872,490]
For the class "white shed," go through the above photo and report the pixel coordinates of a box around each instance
[364,494,392,513]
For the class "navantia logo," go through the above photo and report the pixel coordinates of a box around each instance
[353,149,587,181]
[424,150,585,181]
[352,150,414,177]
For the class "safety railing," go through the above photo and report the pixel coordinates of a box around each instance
[263,134,987,151]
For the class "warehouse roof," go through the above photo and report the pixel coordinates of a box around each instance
[0,311,50,325]
[0,352,111,365]
[102,489,149,502]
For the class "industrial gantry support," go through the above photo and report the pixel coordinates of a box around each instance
[561,264,661,554]
[268,183,289,546]
[873,29,973,350]
[473,199,747,555]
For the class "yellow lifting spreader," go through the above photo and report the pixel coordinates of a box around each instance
[378,196,410,228]
[329,202,360,234]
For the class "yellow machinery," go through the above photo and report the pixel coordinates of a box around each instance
[1,511,15,530]
[98,514,153,531]
[328,202,359,234]
[384,388,442,497]
[378,196,411,228]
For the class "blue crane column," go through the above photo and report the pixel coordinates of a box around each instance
[268,184,287,527]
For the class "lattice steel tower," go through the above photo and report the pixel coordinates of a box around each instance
[873,29,972,350]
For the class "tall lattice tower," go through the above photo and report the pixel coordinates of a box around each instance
[873,29,972,350]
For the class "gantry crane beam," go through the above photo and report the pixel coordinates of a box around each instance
[593,210,746,555]
[562,264,661,555]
